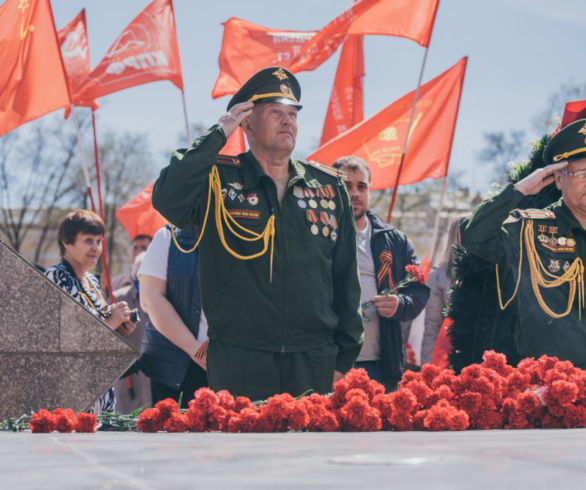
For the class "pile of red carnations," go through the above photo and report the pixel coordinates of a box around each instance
[26,350,586,433]
[136,350,586,433]
[28,409,97,433]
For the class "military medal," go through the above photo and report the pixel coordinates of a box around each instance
[247,193,258,205]
[228,188,237,200]
[308,199,318,209]
[538,234,548,243]
[303,187,315,198]
[548,259,561,273]
[320,198,328,209]
[331,230,337,242]
[328,200,336,211]
[324,184,335,199]
[311,224,319,235]
[293,186,304,198]
[563,261,571,272]
[567,238,576,247]
[297,199,307,209]
[557,236,567,246]
[322,226,330,237]
[307,209,319,235]
[238,193,245,203]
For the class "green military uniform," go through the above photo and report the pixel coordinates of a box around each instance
[152,124,363,399]
[461,183,585,367]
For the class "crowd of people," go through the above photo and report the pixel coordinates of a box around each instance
[44,67,585,414]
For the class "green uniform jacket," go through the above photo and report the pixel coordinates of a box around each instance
[152,125,363,373]
[460,184,586,367]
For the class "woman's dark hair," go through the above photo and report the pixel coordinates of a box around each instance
[57,209,105,256]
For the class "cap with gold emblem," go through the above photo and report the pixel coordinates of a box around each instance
[543,118,586,165]
[227,66,302,111]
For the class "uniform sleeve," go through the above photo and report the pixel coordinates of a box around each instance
[393,236,430,322]
[152,125,227,229]
[460,184,524,264]
[331,180,364,373]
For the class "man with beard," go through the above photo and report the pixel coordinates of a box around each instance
[333,156,429,390]
[152,67,362,400]
[460,119,586,367]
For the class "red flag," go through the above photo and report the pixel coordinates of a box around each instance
[319,36,364,146]
[220,127,246,155]
[212,18,315,99]
[57,9,98,111]
[0,0,70,137]
[77,0,183,101]
[116,182,167,241]
[308,57,468,190]
[561,100,586,127]
[288,0,439,73]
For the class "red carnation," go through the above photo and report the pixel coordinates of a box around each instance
[420,364,442,387]
[234,396,252,412]
[163,412,190,433]
[216,390,236,410]
[288,400,310,431]
[137,408,163,433]
[52,408,76,433]
[74,412,98,433]
[423,400,469,431]
[547,380,579,406]
[189,388,219,412]
[402,380,432,409]
[29,409,56,433]
[155,398,180,420]
[390,390,417,414]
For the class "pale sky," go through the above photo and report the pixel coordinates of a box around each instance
[40,0,586,189]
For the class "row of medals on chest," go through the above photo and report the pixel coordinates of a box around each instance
[222,182,338,241]
[537,224,576,274]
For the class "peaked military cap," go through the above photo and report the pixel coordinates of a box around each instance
[227,66,302,111]
[543,118,586,164]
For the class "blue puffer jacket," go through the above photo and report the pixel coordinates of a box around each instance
[367,210,430,387]
[139,226,202,389]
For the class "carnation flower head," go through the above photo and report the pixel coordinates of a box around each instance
[481,350,513,377]
[390,389,417,414]
[423,399,469,431]
[29,409,56,433]
[420,364,442,387]
[137,408,163,433]
[163,413,189,433]
[402,380,432,408]
[547,380,579,407]
[234,396,252,412]
[190,388,219,412]
[216,390,235,410]
[155,398,180,420]
[52,408,76,433]
[74,412,98,433]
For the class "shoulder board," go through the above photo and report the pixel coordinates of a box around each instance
[504,208,556,224]
[216,154,241,167]
[306,160,347,181]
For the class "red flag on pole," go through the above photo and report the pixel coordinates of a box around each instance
[220,127,246,155]
[77,0,183,101]
[561,100,586,127]
[57,9,98,111]
[308,57,468,190]
[0,0,70,137]
[319,36,364,146]
[288,0,439,73]
[212,18,315,99]
[116,182,168,241]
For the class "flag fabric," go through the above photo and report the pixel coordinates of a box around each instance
[116,182,167,241]
[308,57,468,190]
[319,35,364,146]
[220,126,246,155]
[561,100,586,127]
[77,0,183,102]
[212,18,315,99]
[288,0,439,73]
[0,0,70,137]
[57,9,98,110]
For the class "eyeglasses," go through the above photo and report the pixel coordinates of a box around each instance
[559,169,586,180]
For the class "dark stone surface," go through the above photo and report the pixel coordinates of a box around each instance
[0,241,139,418]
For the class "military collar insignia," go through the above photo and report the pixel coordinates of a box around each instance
[272,67,288,80]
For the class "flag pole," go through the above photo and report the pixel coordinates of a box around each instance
[90,109,116,302]
[386,0,441,224]
[181,89,191,145]
[385,45,430,223]
[70,107,97,213]
[428,175,447,265]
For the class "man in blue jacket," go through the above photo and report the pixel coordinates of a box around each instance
[334,156,430,390]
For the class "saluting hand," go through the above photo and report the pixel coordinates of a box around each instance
[514,161,568,196]
[218,101,254,139]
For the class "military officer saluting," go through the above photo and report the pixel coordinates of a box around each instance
[152,67,363,401]
[461,118,585,367]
